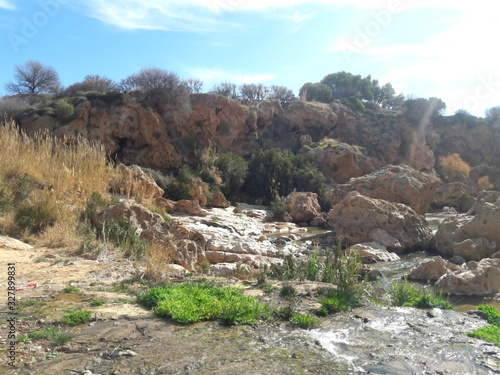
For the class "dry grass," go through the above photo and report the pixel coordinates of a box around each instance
[140,239,177,281]
[478,175,494,190]
[0,121,117,245]
[439,153,470,177]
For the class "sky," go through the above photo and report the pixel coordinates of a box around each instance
[1,0,499,117]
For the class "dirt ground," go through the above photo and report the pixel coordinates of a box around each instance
[0,236,342,375]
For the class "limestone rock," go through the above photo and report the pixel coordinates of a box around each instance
[434,201,500,258]
[285,191,321,223]
[431,182,473,212]
[328,191,433,252]
[348,242,400,263]
[113,163,164,199]
[436,258,500,296]
[174,200,209,217]
[406,256,453,282]
[189,178,209,207]
[331,165,441,215]
[453,238,497,261]
[211,192,231,208]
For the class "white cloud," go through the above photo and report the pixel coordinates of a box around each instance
[0,0,15,10]
[189,67,276,84]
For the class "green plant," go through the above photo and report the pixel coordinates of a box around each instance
[270,196,289,220]
[277,305,295,320]
[54,99,74,122]
[291,313,321,329]
[280,284,297,298]
[64,285,79,293]
[164,166,194,201]
[103,217,147,258]
[14,199,57,234]
[60,310,92,326]
[406,293,453,309]
[468,305,500,346]
[17,300,47,310]
[89,299,106,307]
[137,282,269,325]
[391,279,452,309]
[260,284,273,294]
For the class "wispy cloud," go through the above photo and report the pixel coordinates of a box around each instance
[189,67,276,84]
[0,0,15,10]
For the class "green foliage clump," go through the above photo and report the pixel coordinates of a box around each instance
[89,298,106,307]
[299,82,333,103]
[54,99,74,122]
[214,151,248,199]
[244,148,330,208]
[14,199,57,234]
[279,284,297,298]
[60,309,92,326]
[64,285,79,293]
[137,282,269,325]
[468,305,500,346]
[270,196,289,220]
[391,279,453,309]
[103,217,147,258]
[340,97,365,112]
[164,166,194,201]
[290,313,321,329]
[17,326,72,346]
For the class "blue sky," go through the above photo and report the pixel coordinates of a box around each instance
[1,0,499,116]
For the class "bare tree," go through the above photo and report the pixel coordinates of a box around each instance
[211,82,238,99]
[185,78,203,94]
[65,74,118,96]
[5,60,60,96]
[269,85,295,106]
[239,83,269,101]
[119,67,191,113]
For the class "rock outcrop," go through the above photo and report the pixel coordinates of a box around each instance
[434,200,500,259]
[348,242,400,263]
[331,165,441,215]
[431,182,474,212]
[285,191,321,223]
[328,191,433,253]
[112,163,164,199]
[435,258,500,296]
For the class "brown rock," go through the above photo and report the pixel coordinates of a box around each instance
[348,242,400,263]
[285,191,321,223]
[453,238,497,261]
[331,164,441,215]
[189,178,209,207]
[406,256,450,282]
[211,192,231,208]
[431,182,473,212]
[154,197,175,213]
[174,200,208,217]
[113,164,164,199]
[328,191,432,252]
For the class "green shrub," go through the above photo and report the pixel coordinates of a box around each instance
[60,310,92,326]
[54,99,74,122]
[64,285,79,293]
[391,279,452,309]
[290,313,321,329]
[103,217,147,258]
[164,166,193,201]
[468,305,500,346]
[340,97,365,112]
[270,196,289,220]
[14,199,57,234]
[137,282,269,325]
[280,284,297,298]
[214,151,248,199]
[0,187,12,214]
[89,299,106,307]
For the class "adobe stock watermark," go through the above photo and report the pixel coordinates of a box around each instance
[336,0,402,62]
[8,0,69,54]
[449,73,500,115]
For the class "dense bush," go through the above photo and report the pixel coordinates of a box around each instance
[214,151,248,199]
[54,99,74,122]
[164,166,194,201]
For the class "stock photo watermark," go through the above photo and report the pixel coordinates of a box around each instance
[449,74,500,115]
[336,0,402,61]
[8,0,69,54]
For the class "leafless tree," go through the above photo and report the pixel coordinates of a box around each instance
[5,60,60,96]
[119,67,191,113]
[239,83,269,101]
[185,78,203,94]
[64,74,118,96]
[211,82,238,99]
[269,85,295,106]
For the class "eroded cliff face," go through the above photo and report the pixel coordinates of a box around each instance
[16,93,500,179]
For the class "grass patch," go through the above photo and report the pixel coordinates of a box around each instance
[64,285,79,293]
[17,327,73,346]
[17,300,47,310]
[290,313,321,329]
[391,279,453,309]
[89,298,106,307]
[468,305,500,346]
[60,309,92,326]
[280,284,297,298]
[137,282,270,325]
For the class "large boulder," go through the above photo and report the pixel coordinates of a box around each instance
[406,256,459,282]
[285,191,321,223]
[328,191,433,253]
[331,165,441,215]
[347,242,400,263]
[434,200,500,259]
[435,258,500,296]
[431,182,474,212]
[112,163,164,199]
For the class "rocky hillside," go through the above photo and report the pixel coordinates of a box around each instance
[15,92,500,186]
